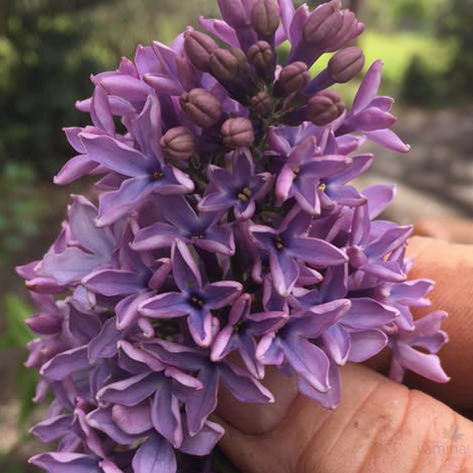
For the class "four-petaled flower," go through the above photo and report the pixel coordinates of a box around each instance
[139,240,242,346]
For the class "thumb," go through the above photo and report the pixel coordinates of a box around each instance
[217,364,473,473]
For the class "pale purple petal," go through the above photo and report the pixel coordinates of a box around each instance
[348,330,388,362]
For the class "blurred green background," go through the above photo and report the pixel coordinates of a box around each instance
[1,0,473,471]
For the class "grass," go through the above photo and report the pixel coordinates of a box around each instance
[361,30,454,91]
[278,29,455,102]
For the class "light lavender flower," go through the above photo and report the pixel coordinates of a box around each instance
[18,1,448,472]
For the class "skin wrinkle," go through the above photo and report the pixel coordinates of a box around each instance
[431,411,460,473]
[352,387,411,473]
[297,379,383,473]
[382,384,412,446]
[286,396,332,473]
[324,380,383,458]
[407,429,430,473]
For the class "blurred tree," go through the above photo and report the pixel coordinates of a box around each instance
[0,0,117,176]
[0,0,216,177]
[400,54,445,107]
[348,0,366,16]
[438,0,473,99]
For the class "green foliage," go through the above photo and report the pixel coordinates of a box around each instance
[400,55,446,106]
[366,0,448,33]
[438,0,473,99]
[0,163,48,264]
[0,294,37,424]
[0,294,34,350]
[0,0,117,176]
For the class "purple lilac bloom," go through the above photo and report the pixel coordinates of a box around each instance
[18,1,448,472]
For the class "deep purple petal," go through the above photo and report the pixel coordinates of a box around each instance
[96,177,154,226]
[132,222,181,251]
[139,292,189,318]
[132,433,177,473]
[40,346,90,380]
[219,362,274,403]
[280,335,330,393]
[81,133,149,177]
[180,419,224,456]
[88,317,122,363]
[30,415,73,443]
[186,364,219,435]
[30,453,100,473]
[97,373,159,407]
[205,281,242,309]
[151,379,183,447]
[112,402,153,435]
[290,236,347,267]
[172,240,203,293]
[83,269,144,296]
[270,251,300,297]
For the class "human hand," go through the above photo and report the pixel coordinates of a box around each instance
[216,237,473,473]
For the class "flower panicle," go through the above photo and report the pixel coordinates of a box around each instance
[20,1,441,472]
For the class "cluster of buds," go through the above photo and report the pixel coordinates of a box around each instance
[19,1,447,473]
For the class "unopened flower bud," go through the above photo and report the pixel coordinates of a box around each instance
[347,245,368,268]
[247,41,275,71]
[160,127,196,160]
[250,90,272,114]
[307,90,345,126]
[209,47,247,82]
[180,88,222,128]
[303,0,342,46]
[276,61,310,95]
[328,46,365,83]
[184,30,219,72]
[26,313,62,335]
[250,0,280,38]
[221,117,255,148]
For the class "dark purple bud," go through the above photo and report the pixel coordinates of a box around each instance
[307,90,345,126]
[209,47,247,82]
[180,88,222,128]
[250,0,280,38]
[26,313,62,335]
[221,118,255,148]
[247,41,275,70]
[250,90,272,114]
[218,0,249,28]
[328,46,365,83]
[176,56,201,91]
[184,30,219,72]
[276,61,310,95]
[160,127,196,160]
[303,0,342,46]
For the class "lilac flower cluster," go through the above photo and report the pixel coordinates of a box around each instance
[18,1,449,472]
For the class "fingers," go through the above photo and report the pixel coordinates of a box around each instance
[218,364,473,473]
[405,237,473,411]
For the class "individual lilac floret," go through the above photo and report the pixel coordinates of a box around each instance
[132,195,235,256]
[19,1,449,473]
[199,149,272,220]
[139,241,242,346]
[338,60,411,152]
[389,311,449,383]
[211,293,287,378]
[273,135,351,214]
[251,209,347,296]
